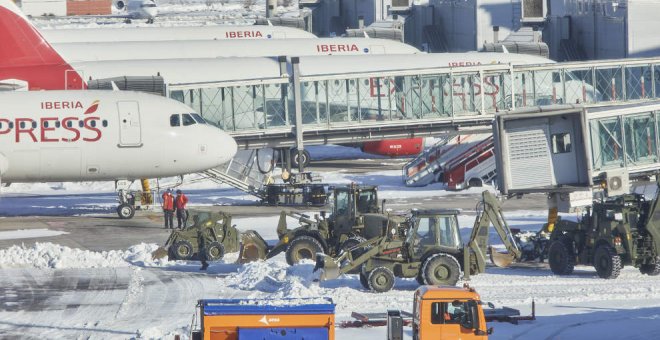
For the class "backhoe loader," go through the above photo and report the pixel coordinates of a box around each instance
[314,191,522,292]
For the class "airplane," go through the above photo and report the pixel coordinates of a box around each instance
[114,0,158,23]
[50,38,422,62]
[39,25,317,44]
[0,1,238,219]
[2,0,591,163]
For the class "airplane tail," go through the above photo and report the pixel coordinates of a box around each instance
[0,0,85,90]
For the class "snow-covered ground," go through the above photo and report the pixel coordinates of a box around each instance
[1,160,659,339]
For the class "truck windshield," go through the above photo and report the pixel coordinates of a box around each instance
[414,215,461,248]
[356,190,377,213]
[430,300,478,329]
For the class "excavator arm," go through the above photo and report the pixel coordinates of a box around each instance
[463,191,522,280]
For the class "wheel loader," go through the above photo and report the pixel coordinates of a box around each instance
[239,184,389,265]
[547,190,660,279]
[152,210,240,262]
[314,191,522,292]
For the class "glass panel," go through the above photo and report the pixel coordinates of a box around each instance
[182,114,196,126]
[625,66,652,100]
[264,83,288,127]
[327,79,349,123]
[595,67,623,102]
[625,114,657,165]
[170,114,180,127]
[301,81,320,125]
[590,117,624,170]
[563,68,595,104]
[482,73,508,112]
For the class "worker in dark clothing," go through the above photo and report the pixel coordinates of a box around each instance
[162,189,175,229]
[175,189,189,228]
[198,226,209,271]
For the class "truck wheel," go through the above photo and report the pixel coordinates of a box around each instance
[594,244,622,279]
[285,236,323,266]
[204,242,225,261]
[640,257,660,276]
[548,237,575,275]
[117,204,135,219]
[422,254,461,286]
[172,240,194,260]
[368,267,395,293]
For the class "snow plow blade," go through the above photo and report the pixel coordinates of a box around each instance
[489,246,516,268]
[151,246,169,260]
[238,230,270,263]
[314,253,340,281]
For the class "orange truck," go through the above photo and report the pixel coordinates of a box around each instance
[412,285,492,340]
[192,298,335,340]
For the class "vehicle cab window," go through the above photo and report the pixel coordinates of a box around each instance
[170,114,180,127]
[182,113,196,126]
[430,300,478,329]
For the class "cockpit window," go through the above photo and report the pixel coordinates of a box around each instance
[141,3,157,7]
[170,114,180,127]
[182,114,196,126]
[191,114,207,124]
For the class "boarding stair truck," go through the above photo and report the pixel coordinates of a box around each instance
[239,184,387,265]
[547,188,660,279]
[403,134,496,190]
[315,191,523,292]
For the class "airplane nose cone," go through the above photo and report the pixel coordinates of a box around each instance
[218,132,238,164]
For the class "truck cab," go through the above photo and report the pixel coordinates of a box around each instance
[412,286,489,340]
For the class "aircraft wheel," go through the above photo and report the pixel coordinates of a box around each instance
[204,242,225,261]
[117,204,135,219]
[285,236,323,266]
[594,244,622,279]
[422,253,460,286]
[290,149,311,168]
[172,240,194,260]
[368,267,395,293]
[548,236,575,275]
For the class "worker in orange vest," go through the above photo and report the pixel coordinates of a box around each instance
[175,189,189,228]
[162,189,175,229]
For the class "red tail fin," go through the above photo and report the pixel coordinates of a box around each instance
[0,0,85,90]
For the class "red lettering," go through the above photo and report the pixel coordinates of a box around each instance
[330,45,337,52]
[0,118,10,135]
[350,44,358,52]
[62,117,80,142]
[15,118,37,143]
[255,31,262,37]
[83,117,102,142]
[75,102,83,109]
[40,117,58,142]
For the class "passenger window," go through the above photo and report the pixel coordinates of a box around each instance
[43,121,49,128]
[170,114,180,127]
[102,120,108,127]
[32,121,37,128]
[90,120,97,128]
[551,133,572,154]
[78,121,84,128]
[182,114,196,126]
[67,121,73,128]
[55,121,61,128]
[191,114,207,124]
[20,121,25,129]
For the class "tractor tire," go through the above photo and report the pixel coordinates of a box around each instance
[172,240,194,260]
[415,273,425,286]
[368,267,395,293]
[640,257,660,276]
[548,237,575,275]
[359,267,370,290]
[285,236,323,266]
[594,244,622,279]
[422,254,461,286]
[117,204,135,219]
[204,242,225,261]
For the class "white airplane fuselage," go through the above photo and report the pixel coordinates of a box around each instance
[0,91,237,183]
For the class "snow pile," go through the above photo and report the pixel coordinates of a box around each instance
[226,259,322,299]
[0,228,68,240]
[0,242,172,269]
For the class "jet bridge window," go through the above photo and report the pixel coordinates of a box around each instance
[551,133,572,154]
[170,114,180,127]
[182,114,196,126]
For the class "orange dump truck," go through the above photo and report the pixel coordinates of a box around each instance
[192,298,335,340]
[412,286,492,340]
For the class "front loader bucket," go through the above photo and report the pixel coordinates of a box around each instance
[489,246,516,268]
[314,253,340,281]
[238,230,269,263]
[151,246,169,260]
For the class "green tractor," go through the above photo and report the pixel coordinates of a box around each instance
[153,210,240,262]
[547,191,660,279]
[315,191,523,292]
[240,184,387,265]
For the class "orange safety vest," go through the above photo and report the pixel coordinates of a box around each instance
[175,194,188,209]
[162,193,174,210]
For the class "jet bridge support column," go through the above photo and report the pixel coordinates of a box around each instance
[291,57,306,173]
